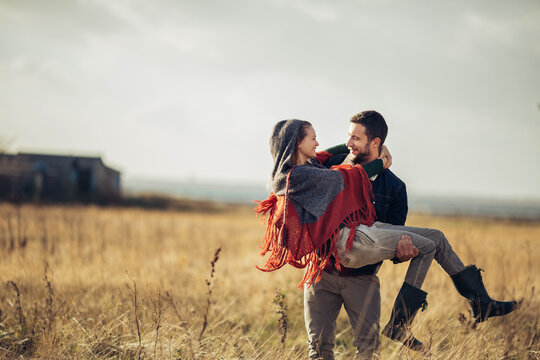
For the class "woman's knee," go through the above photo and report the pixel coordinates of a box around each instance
[418,239,436,255]
[425,228,446,246]
[434,229,453,251]
[434,228,446,240]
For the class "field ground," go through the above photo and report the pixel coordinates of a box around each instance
[0,203,538,359]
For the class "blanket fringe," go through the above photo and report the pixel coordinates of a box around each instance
[254,193,277,216]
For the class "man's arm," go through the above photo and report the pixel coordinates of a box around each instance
[390,182,413,261]
[387,183,408,226]
[396,235,418,261]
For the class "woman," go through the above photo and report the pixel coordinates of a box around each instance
[256,119,518,351]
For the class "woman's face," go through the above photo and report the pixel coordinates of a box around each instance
[296,126,319,164]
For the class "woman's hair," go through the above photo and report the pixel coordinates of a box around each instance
[292,120,313,165]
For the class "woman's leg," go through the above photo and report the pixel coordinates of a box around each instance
[339,221,466,288]
[346,224,436,288]
[369,223,517,324]
[370,222,466,276]
[337,224,437,288]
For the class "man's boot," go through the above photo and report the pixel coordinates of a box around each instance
[451,265,518,322]
[381,282,427,351]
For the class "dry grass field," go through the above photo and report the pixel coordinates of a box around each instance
[0,203,538,359]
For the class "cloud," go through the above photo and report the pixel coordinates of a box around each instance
[0,0,539,198]
[273,0,340,22]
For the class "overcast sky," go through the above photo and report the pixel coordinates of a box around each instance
[1,0,539,200]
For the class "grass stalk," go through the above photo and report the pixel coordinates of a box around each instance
[199,247,221,342]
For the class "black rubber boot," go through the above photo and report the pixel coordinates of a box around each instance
[451,265,518,323]
[382,282,427,351]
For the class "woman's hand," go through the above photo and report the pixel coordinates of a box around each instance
[379,145,392,169]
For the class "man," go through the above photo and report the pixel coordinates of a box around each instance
[304,111,416,359]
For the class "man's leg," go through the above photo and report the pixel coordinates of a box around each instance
[362,224,435,350]
[304,271,343,360]
[341,274,381,360]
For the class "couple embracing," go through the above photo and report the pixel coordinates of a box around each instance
[255,111,518,359]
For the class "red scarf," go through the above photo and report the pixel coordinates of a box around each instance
[255,154,376,288]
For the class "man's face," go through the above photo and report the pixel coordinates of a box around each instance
[346,123,375,164]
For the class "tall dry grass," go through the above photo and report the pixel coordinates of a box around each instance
[0,203,538,359]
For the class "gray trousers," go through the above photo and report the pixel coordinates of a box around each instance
[304,222,466,359]
[304,270,381,360]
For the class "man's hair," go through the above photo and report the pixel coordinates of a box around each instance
[350,110,388,153]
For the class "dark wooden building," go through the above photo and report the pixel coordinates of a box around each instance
[0,153,121,203]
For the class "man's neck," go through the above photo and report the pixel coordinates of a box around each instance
[363,149,379,164]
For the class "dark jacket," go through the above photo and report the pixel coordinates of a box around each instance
[324,153,408,275]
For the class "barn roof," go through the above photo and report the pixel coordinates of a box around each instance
[0,152,120,175]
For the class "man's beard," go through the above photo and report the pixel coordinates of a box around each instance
[352,145,371,165]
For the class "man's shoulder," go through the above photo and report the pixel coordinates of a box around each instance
[381,169,404,183]
[377,169,406,190]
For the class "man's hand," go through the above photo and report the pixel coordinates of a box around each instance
[379,145,392,169]
[396,234,418,262]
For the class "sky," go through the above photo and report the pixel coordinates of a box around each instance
[1,0,539,200]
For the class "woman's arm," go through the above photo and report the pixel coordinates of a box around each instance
[318,143,388,177]
[359,159,385,178]
[360,145,392,176]
[314,143,349,164]
[378,145,392,169]
[316,143,391,177]
[323,143,349,156]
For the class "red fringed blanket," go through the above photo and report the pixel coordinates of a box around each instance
[255,161,376,288]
